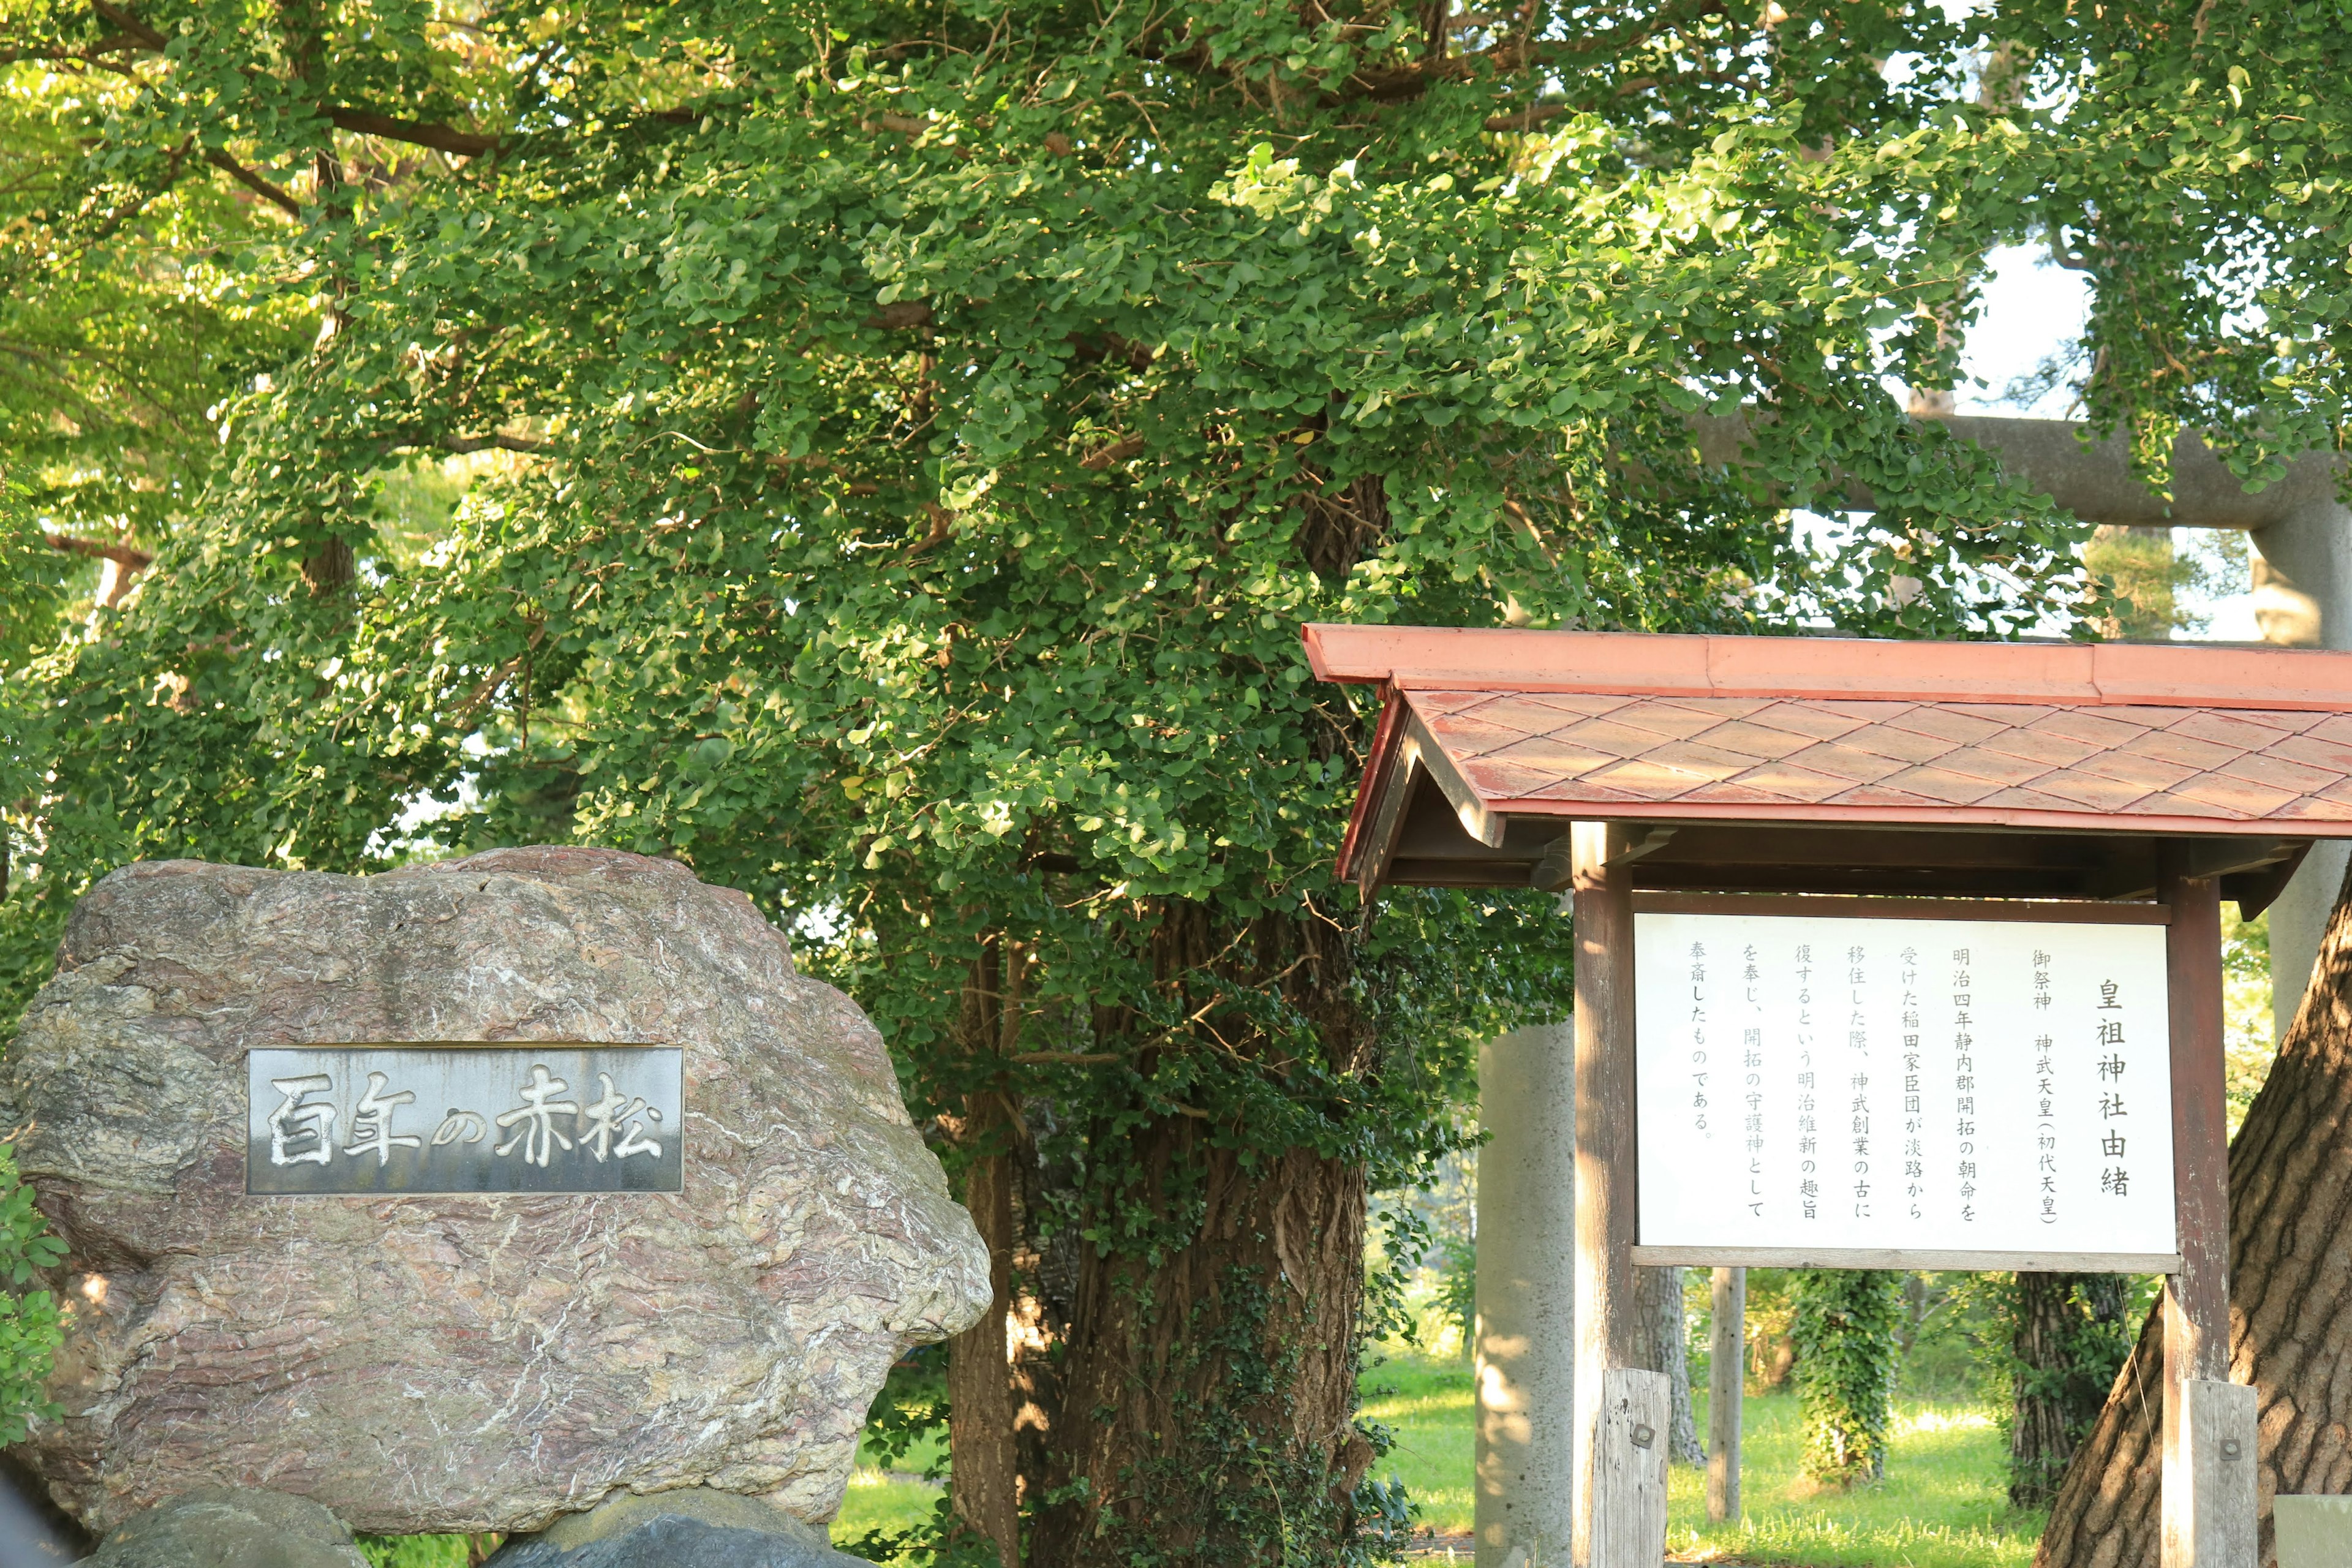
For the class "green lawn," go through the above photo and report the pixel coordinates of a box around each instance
[358,1354,2039,1566]
[836,1446,948,1545]
[1360,1352,2042,1567]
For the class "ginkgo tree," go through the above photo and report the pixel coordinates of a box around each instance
[3,0,2346,1562]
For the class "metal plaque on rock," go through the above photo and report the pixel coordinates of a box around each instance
[246,1044,684,1194]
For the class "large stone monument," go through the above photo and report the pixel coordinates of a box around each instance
[0,848,991,1540]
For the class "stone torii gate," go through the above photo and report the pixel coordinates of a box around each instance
[1309,616,2352,1568]
[1694,412,2352,1035]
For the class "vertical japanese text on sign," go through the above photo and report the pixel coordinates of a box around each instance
[1634,911,2174,1261]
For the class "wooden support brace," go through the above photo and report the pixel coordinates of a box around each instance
[1590,1367,1670,1568]
[2161,861,2243,1568]
[2171,1379,2258,1568]
[1571,823,1640,1568]
[1706,1267,1744,1525]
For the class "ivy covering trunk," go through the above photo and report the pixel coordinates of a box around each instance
[2004,1272,2131,1510]
[1791,1269,1904,1488]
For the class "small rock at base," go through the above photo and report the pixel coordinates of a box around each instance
[81,1488,369,1568]
[526,1487,834,1553]
[486,1515,870,1568]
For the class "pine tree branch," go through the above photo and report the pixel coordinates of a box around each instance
[87,0,166,48]
[1483,102,1570,132]
[440,432,547,454]
[86,6,502,158]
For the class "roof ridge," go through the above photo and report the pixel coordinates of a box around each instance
[1304,625,2352,712]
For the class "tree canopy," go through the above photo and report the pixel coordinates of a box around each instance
[4,0,2349,1560]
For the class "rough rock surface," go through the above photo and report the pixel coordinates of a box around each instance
[484,1515,867,1568]
[80,1488,368,1568]
[523,1484,834,1550]
[484,1485,871,1568]
[0,848,990,1537]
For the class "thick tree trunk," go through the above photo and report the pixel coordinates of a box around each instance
[300,537,355,596]
[1791,1269,1901,1487]
[2040,862,2352,1568]
[1634,1265,1705,1467]
[2008,1273,2128,1510]
[944,903,1385,1568]
[944,943,1060,1568]
[1028,1134,1372,1567]
[948,1094,1022,1567]
[2010,1275,2083,1509]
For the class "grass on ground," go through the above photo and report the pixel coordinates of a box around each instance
[836,1420,948,1545]
[1361,1350,2041,1568]
[366,1353,2040,1567]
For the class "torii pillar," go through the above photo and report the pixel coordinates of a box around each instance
[1474,1025,1578,1568]
[1694,409,2352,1037]
[2250,499,2352,1038]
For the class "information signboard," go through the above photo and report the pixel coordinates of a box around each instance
[1634,906,2177,1265]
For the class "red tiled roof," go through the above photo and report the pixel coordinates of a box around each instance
[1306,628,2352,888]
[1304,624,2352,709]
[1408,688,2352,830]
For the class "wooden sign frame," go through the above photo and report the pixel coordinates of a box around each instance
[1295,626,2352,1568]
[1622,890,2186,1276]
[1571,824,2238,1568]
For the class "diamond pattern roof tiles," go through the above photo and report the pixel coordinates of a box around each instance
[1308,628,2352,866]
[2276,734,2352,774]
[1402,689,2352,832]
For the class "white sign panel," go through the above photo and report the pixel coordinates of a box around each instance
[1635,910,2177,1260]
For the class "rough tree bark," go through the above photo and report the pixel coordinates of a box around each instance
[2040,859,2352,1568]
[945,480,1395,1568]
[1634,1265,1705,1468]
[944,935,1060,1568]
[1029,1134,1371,1564]
[947,1091,1023,1567]
[300,539,356,595]
[946,902,1382,1568]
[2008,1273,2128,1510]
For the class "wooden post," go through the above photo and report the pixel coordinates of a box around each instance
[2177,1379,2260,1566]
[1572,822,1650,1568]
[2161,861,2244,1568]
[1591,1367,1671,1568]
[1707,1266,1744,1524]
